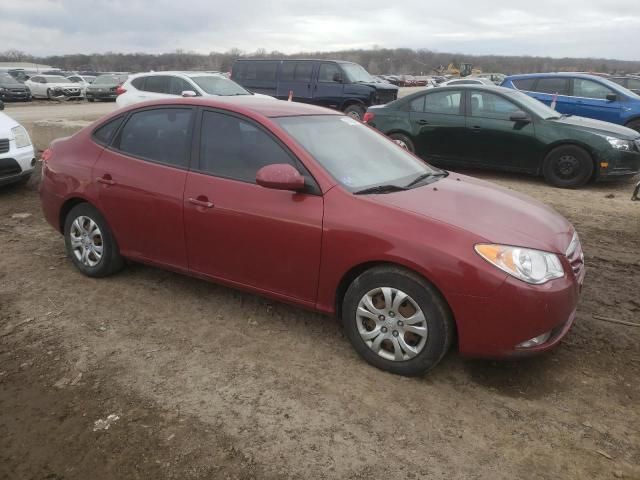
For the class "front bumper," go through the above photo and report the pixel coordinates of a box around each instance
[0,90,31,101]
[449,263,583,359]
[0,144,36,187]
[597,149,640,180]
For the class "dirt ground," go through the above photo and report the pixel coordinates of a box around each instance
[1,162,640,479]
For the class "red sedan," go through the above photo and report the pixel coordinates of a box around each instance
[39,97,584,376]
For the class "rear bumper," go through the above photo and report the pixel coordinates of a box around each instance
[449,270,582,359]
[86,91,117,100]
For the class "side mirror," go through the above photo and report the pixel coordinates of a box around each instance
[509,110,531,123]
[332,73,344,83]
[182,90,197,97]
[606,93,617,102]
[256,164,305,191]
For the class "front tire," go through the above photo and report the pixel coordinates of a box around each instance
[64,203,124,277]
[542,145,593,188]
[342,266,454,376]
[388,133,415,153]
[344,104,366,120]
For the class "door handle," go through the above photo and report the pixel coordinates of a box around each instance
[188,197,214,208]
[417,119,429,125]
[471,126,482,131]
[97,175,115,185]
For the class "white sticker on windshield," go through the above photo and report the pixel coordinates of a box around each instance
[340,117,360,126]
[342,176,354,186]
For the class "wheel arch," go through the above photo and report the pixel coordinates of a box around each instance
[540,141,598,179]
[334,260,458,343]
[340,98,367,112]
[58,196,101,233]
[624,116,640,129]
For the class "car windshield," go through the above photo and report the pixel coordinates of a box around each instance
[190,75,250,96]
[93,75,126,85]
[342,64,375,83]
[507,90,565,119]
[0,73,22,85]
[276,115,439,191]
[598,76,640,99]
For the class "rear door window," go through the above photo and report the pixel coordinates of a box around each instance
[116,108,193,168]
[573,78,615,100]
[144,76,171,94]
[534,77,570,95]
[512,78,536,91]
[244,62,278,81]
[423,90,462,115]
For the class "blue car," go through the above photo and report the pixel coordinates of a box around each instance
[501,73,640,133]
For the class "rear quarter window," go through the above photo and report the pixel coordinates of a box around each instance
[92,116,124,146]
[131,77,146,90]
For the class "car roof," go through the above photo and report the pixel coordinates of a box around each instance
[234,58,356,65]
[505,72,609,80]
[115,96,343,119]
[127,71,225,79]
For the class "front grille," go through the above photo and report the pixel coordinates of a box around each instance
[566,234,584,277]
[10,88,27,93]
[374,90,398,105]
[0,138,9,154]
[0,158,21,178]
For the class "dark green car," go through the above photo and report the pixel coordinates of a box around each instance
[364,85,640,187]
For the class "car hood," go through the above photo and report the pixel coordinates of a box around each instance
[45,82,81,89]
[357,82,399,92]
[552,115,639,139]
[369,174,574,254]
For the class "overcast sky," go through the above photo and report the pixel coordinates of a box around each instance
[1,0,638,60]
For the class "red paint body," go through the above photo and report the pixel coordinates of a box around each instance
[39,97,583,358]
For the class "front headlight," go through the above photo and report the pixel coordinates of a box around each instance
[11,126,32,149]
[475,244,564,285]
[604,136,633,151]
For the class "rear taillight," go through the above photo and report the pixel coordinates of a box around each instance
[363,112,375,123]
[115,85,126,95]
[41,148,53,163]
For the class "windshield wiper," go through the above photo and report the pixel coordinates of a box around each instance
[354,184,407,195]
[404,171,448,188]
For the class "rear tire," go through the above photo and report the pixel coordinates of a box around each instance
[63,203,124,278]
[542,145,593,188]
[388,133,415,153]
[626,119,640,133]
[341,266,454,376]
[344,104,366,120]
